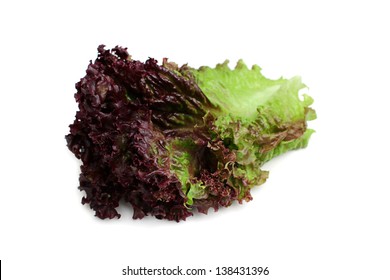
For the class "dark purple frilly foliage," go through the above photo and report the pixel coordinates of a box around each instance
[66,45,243,221]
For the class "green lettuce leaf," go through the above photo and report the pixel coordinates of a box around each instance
[179,60,317,206]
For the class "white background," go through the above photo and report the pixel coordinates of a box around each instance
[1,0,389,279]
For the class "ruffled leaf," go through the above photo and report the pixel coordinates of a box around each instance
[66,46,316,222]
